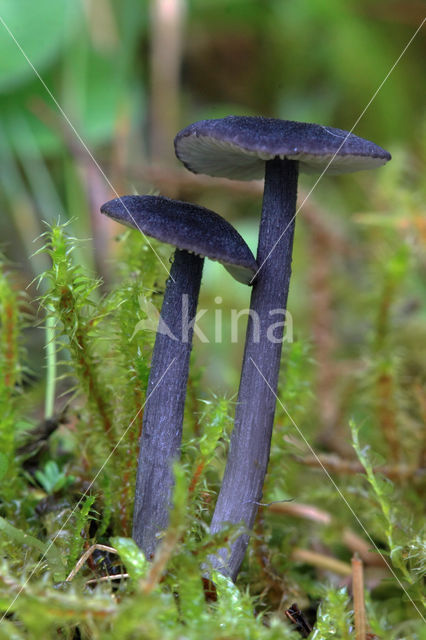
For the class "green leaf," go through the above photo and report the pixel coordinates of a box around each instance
[0,0,81,91]
[110,537,149,580]
[213,571,253,619]
[311,587,352,640]
[34,460,75,494]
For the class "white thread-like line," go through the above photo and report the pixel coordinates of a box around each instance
[0,358,176,621]
[251,17,425,283]
[249,356,425,622]
[0,15,175,283]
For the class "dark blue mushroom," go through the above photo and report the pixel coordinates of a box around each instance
[100,194,257,560]
[175,116,391,580]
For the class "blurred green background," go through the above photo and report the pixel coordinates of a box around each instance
[0,0,424,400]
[1,5,425,630]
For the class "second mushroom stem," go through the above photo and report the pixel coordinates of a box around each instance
[133,249,203,560]
[209,157,298,580]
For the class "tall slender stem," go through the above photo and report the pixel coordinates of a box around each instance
[352,554,367,640]
[209,158,298,580]
[133,249,203,559]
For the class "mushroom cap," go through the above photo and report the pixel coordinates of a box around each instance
[174,116,391,180]
[100,195,257,284]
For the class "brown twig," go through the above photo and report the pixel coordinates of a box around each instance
[352,554,367,640]
[65,544,118,582]
[342,530,383,568]
[291,548,352,576]
[85,573,129,586]
[294,453,422,481]
[268,501,386,567]
[268,500,331,525]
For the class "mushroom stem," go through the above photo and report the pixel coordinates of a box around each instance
[133,248,204,559]
[209,157,298,580]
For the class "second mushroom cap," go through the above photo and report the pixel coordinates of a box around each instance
[101,194,257,284]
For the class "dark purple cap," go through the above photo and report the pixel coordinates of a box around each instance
[174,116,391,180]
[100,195,257,284]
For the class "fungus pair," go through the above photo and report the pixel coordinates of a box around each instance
[101,115,390,579]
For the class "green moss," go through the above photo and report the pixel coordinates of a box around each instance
[0,216,425,638]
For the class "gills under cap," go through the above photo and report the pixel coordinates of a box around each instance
[174,116,392,180]
[101,195,257,284]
